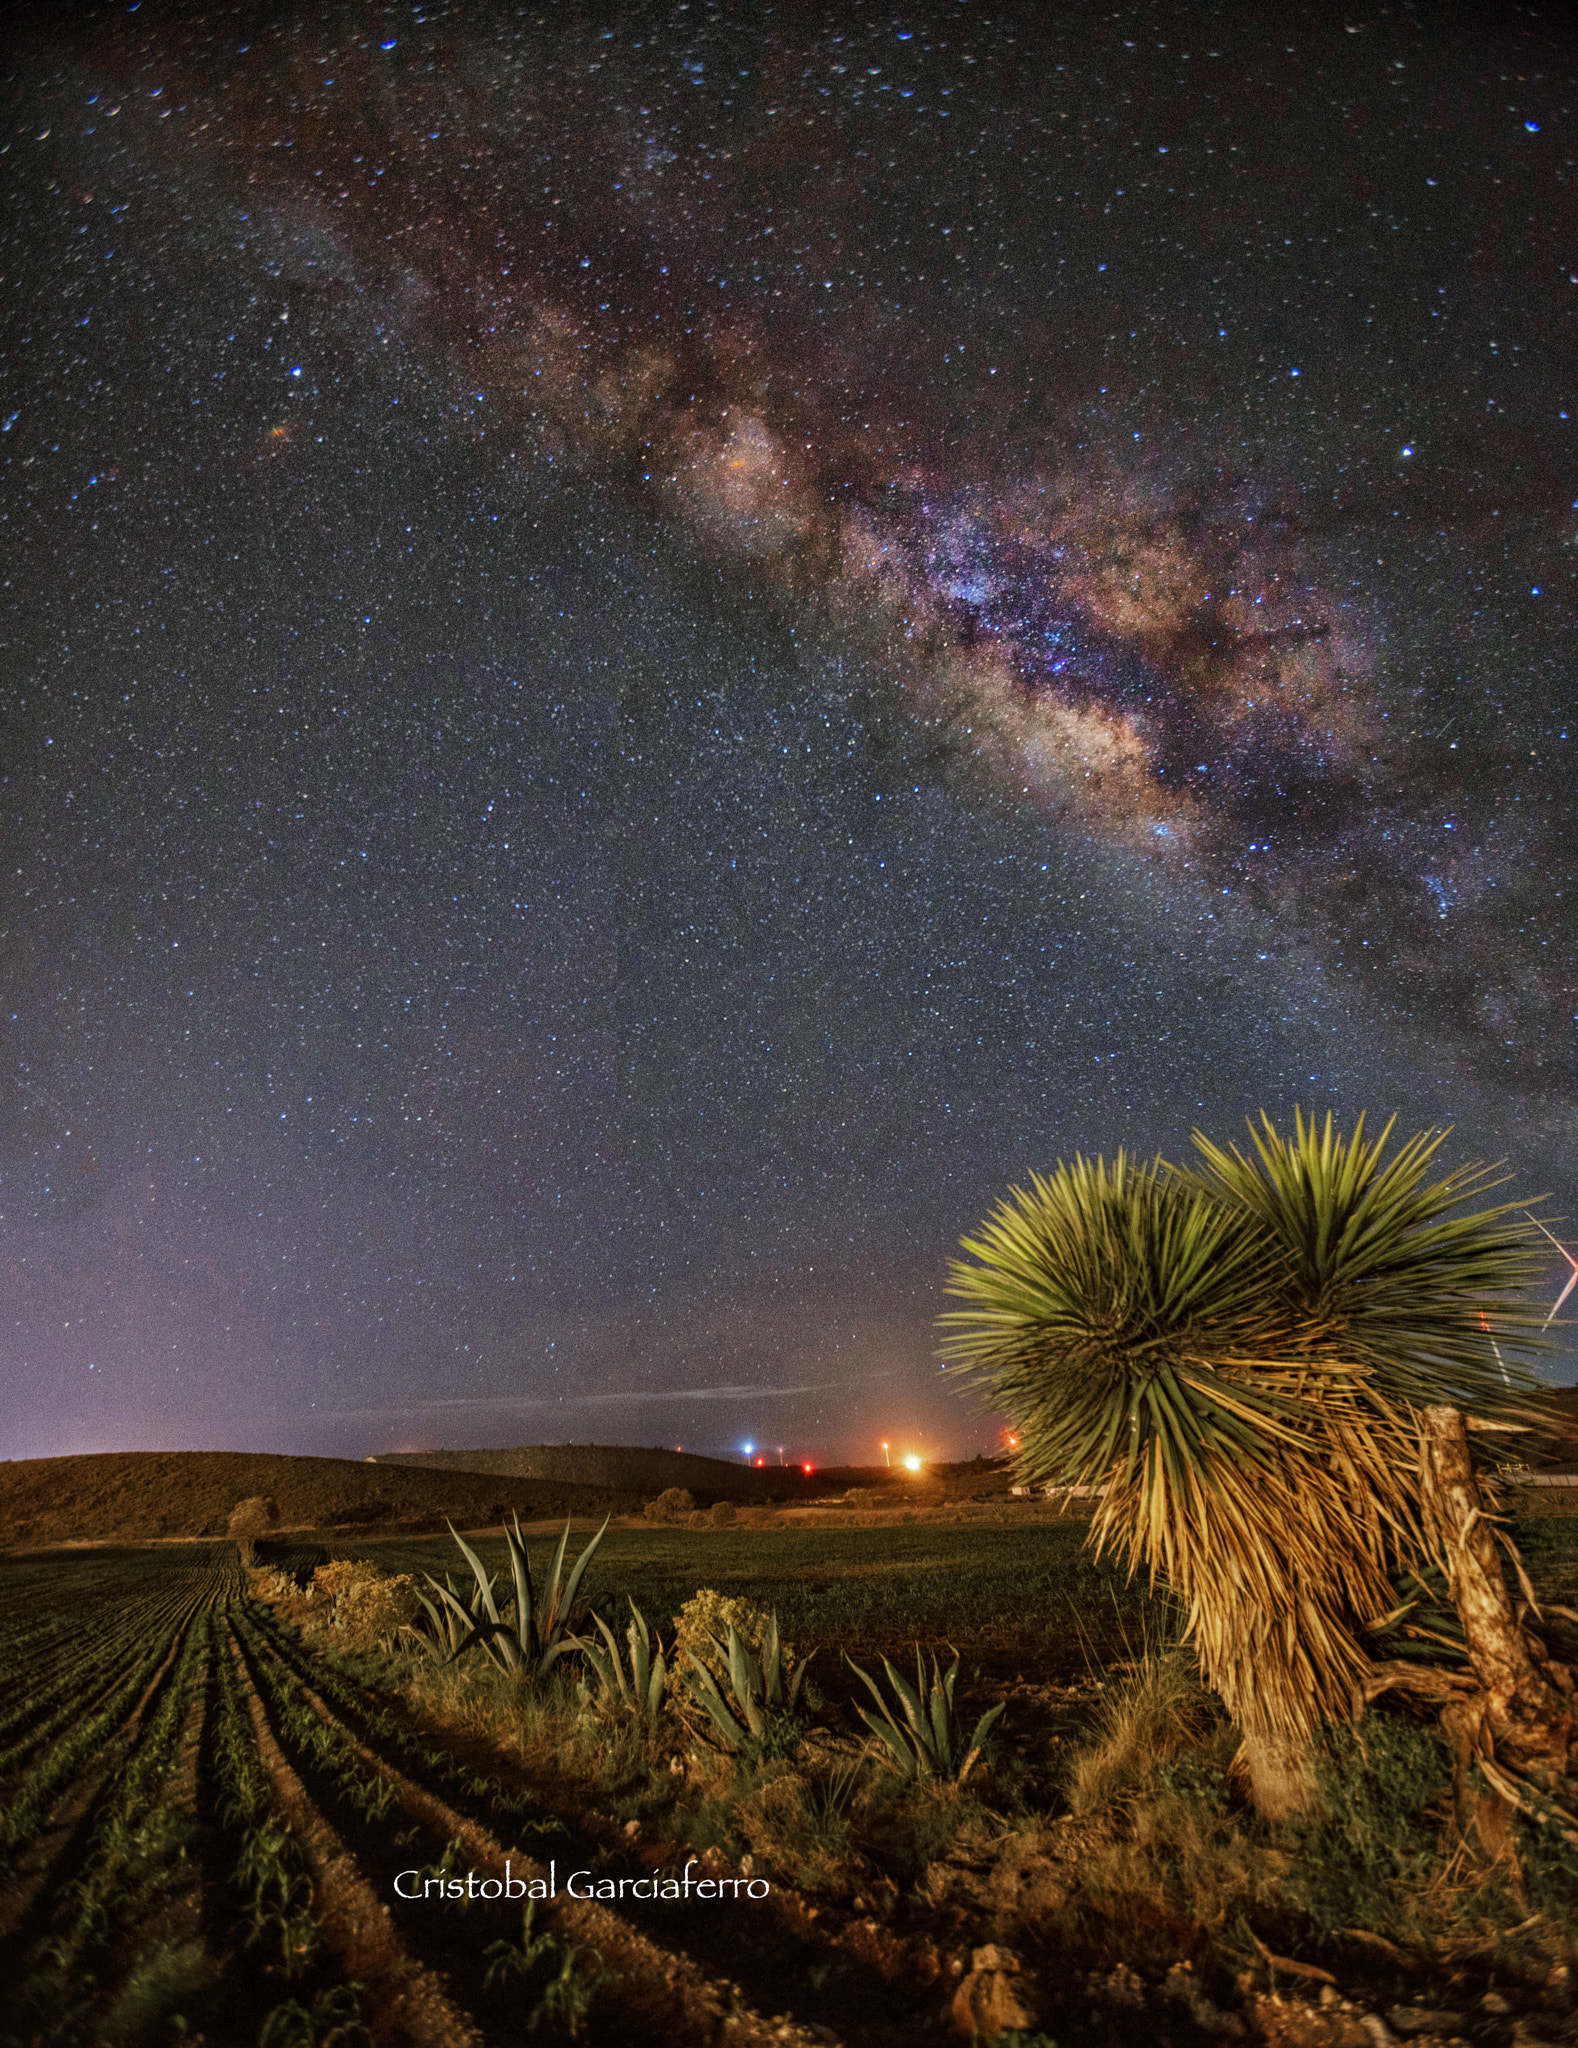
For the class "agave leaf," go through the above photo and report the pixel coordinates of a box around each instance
[760,1612,783,1708]
[683,1651,752,1751]
[556,1515,611,1626]
[623,1612,649,1700]
[929,1656,958,1768]
[785,1650,810,1714]
[425,1576,482,1643]
[879,1654,927,1741]
[503,1516,539,1663]
[577,1638,621,1701]
[723,1627,771,1737]
[854,1706,920,1778]
[446,1523,504,1626]
[535,1521,573,1644]
[967,1701,1006,1761]
[450,1615,521,1672]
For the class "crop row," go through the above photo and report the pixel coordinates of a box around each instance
[0,1613,199,1878]
[0,1554,383,2047]
[0,1582,209,1776]
[238,1602,553,1846]
[0,1553,236,1736]
[208,1616,387,2047]
[7,1607,207,2044]
[0,1580,190,1710]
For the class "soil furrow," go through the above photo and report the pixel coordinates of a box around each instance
[262,1640,840,2047]
[0,1611,195,1950]
[229,1625,487,2048]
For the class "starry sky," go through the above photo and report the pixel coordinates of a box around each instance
[3,0,1576,1467]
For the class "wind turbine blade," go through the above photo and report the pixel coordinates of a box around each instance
[1542,1264,1578,1330]
[1526,1210,1573,1253]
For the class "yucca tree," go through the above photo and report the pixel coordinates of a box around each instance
[938,1113,1549,1816]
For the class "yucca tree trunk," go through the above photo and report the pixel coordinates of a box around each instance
[1418,1405,1571,1782]
[1235,1723,1318,1820]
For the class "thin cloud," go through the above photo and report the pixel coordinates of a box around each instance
[323,1370,900,1422]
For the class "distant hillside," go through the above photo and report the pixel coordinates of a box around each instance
[0,1450,641,1553]
[1538,1384,1578,1464]
[370,1443,825,1500]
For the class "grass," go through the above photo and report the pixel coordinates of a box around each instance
[1064,1645,1212,1814]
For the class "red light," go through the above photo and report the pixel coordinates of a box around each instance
[803,1462,813,1474]
[756,1457,765,1467]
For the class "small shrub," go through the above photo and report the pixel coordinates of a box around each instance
[671,1590,795,1694]
[708,1501,737,1527]
[308,1561,422,1647]
[310,1560,365,1604]
[848,1648,1004,1785]
[574,1600,668,1722]
[229,1495,281,1565]
[248,1567,299,1606]
[338,1572,422,1648]
[644,1488,695,1523]
[439,1516,609,1681]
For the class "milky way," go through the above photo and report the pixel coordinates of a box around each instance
[3,1,1575,1460]
[175,0,1574,1074]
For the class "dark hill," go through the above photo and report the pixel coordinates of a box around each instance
[0,1450,640,1552]
[370,1443,825,1500]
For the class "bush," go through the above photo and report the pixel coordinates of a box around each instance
[248,1568,299,1606]
[228,1496,280,1565]
[644,1488,695,1524]
[308,1560,422,1648]
[670,1590,795,1694]
[707,1501,737,1528]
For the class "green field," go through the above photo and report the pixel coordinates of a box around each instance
[348,1519,1174,1682]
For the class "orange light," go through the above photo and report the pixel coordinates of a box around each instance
[903,1454,922,1473]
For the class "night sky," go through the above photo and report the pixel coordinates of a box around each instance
[4,0,1576,1468]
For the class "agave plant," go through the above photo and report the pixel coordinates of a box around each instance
[939,1112,1549,1816]
[847,1647,1004,1786]
[679,1614,812,1755]
[573,1599,668,1721]
[429,1515,609,1681]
